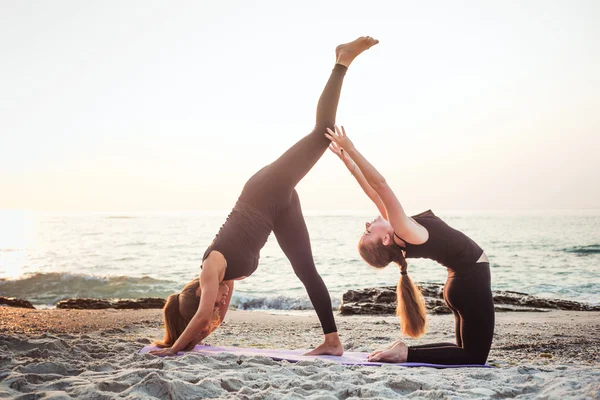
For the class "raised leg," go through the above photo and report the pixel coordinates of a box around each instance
[239,37,378,211]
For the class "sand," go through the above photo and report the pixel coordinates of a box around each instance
[1,308,599,399]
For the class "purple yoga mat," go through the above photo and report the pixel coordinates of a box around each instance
[139,345,490,368]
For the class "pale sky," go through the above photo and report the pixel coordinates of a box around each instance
[1,1,599,212]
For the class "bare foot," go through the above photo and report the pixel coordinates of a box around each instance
[336,36,379,67]
[367,340,408,363]
[304,332,344,356]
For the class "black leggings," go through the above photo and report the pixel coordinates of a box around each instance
[407,264,495,365]
[237,64,348,334]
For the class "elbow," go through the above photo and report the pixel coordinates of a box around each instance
[198,317,211,328]
[189,315,211,331]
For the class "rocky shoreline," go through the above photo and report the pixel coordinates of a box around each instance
[339,284,600,315]
[2,284,599,315]
[0,296,166,310]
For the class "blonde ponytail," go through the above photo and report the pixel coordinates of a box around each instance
[395,263,427,337]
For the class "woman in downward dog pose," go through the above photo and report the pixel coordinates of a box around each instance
[149,36,379,357]
[326,126,494,365]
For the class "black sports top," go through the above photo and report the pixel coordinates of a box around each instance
[202,200,273,281]
[394,210,484,271]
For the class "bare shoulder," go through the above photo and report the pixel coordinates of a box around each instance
[204,250,227,265]
[394,217,429,245]
[202,250,227,279]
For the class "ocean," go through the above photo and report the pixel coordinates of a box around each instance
[0,209,598,309]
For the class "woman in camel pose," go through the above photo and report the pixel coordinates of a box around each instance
[326,125,494,365]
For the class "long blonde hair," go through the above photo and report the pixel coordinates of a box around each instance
[358,238,427,337]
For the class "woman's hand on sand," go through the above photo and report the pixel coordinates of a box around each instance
[148,347,180,357]
[325,125,355,153]
[367,340,408,363]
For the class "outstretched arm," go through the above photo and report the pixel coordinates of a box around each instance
[149,253,225,356]
[325,126,427,242]
[173,258,222,350]
[187,280,234,347]
[329,142,387,219]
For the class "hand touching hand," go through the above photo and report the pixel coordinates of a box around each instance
[325,125,355,152]
[328,141,354,169]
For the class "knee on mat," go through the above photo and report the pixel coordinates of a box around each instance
[466,351,489,365]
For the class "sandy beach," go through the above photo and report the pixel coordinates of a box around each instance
[1,308,598,399]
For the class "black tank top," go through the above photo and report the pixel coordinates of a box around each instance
[395,210,484,271]
[202,200,273,280]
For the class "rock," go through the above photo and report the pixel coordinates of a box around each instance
[340,284,444,305]
[492,291,600,311]
[339,284,450,315]
[0,297,35,309]
[418,283,445,298]
[339,284,600,315]
[112,298,166,309]
[494,305,549,313]
[56,299,112,309]
[426,298,451,313]
[431,305,452,314]
[55,297,166,310]
[338,302,395,315]
[341,286,396,304]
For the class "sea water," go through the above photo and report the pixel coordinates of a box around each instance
[0,209,598,308]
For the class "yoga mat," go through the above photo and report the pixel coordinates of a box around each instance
[139,345,490,368]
